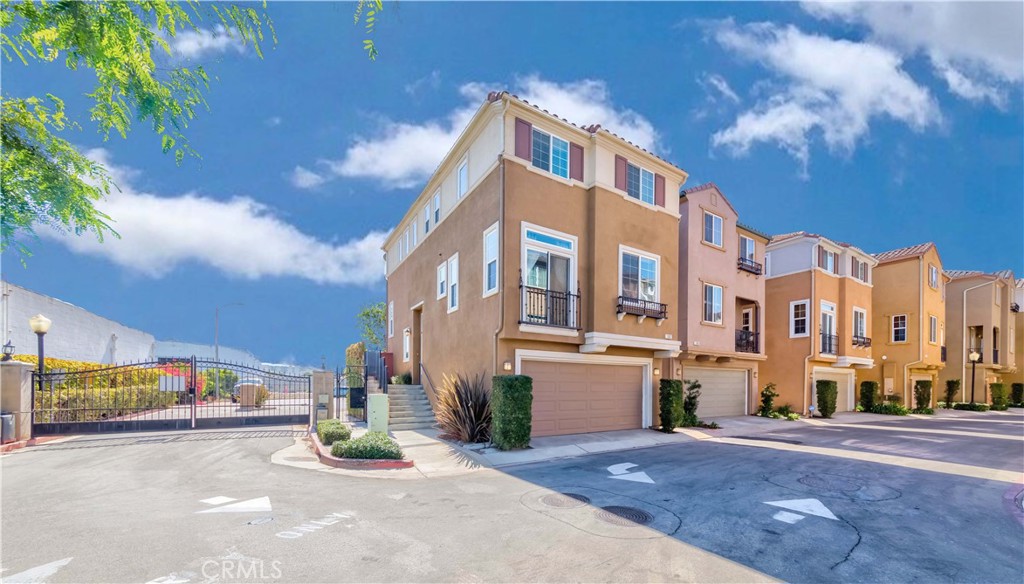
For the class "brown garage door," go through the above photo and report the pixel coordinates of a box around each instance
[522,360,643,437]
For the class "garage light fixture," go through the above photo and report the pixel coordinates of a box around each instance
[503,361,512,372]
[653,367,660,376]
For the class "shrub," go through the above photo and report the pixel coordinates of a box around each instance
[492,375,533,450]
[776,403,794,416]
[317,419,351,446]
[436,373,491,443]
[871,402,910,416]
[944,379,960,409]
[859,381,878,412]
[786,413,801,421]
[681,379,702,427]
[1011,383,1024,406]
[884,394,902,403]
[758,383,778,417]
[953,402,990,412]
[331,432,403,459]
[815,380,838,418]
[390,372,413,385]
[913,380,933,413]
[990,383,1008,411]
[658,379,684,432]
[254,385,270,407]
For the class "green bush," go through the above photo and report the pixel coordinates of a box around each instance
[331,432,403,459]
[776,403,794,416]
[658,379,684,432]
[815,380,838,418]
[990,383,1008,411]
[681,379,702,427]
[492,375,533,450]
[913,380,933,413]
[859,381,878,412]
[871,402,910,416]
[786,413,801,421]
[953,402,990,412]
[317,419,351,446]
[758,383,778,417]
[436,373,491,443]
[390,372,414,385]
[943,379,960,409]
[1011,383,1024,406]
[884,394,902,403]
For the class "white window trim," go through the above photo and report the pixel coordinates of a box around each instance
[423,205,430,234]
[820,300,837,335]
[790,299,810,338]
[447,253,460,313]
[853,306,867,338]
[739,235,755,261]
[457,158,469,199]
[520,222,578,291]
[530,127,571,179]
[892,314,908,343]
[482,222,499,298]
[624,162,656,206]
[703,210,724,247]
[618,245,661,303]
[929,314,938,344]
[387,301,394,338]
[741,307,753,331]
[928,264,939,289]
[402,328,411,363]
[432,191,441,225]
[436,262,447,300]
[701,282,724,325]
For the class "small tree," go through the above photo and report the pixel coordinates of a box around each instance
[659,379,683,432]
[943,379,960,408]
[913,380,933,412]
[344,342,366,389]
[758,383,778,417]
[682,379,702,427]
[990,383,1008,411]
[859,381,878,412]
[815,380,838,418]
[356,302,387,352]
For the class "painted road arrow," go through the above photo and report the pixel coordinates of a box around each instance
[197,496,272,514]
[606,462,655,484]
[764,498,838,521]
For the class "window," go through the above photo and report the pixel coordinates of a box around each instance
[741,308,752,331]
[433,191,441,224]
[405,228,411,255]
[703,283,723,324]
[740,236,755,261]
[625,163,655,205]
[928,264,939,288]
[853,308,867,338]
[530,129,569,179]
[525,229,573,250]
[483,224,499,296]
[791,301,809,337]
[402,328,411,363]
[457,160,468,198]
[929,315,938,344]
[447,254,459,312]
[436,263,447,299]
[423,205,430,234]
[703,211,723,246]
[851,257,869,282]
[892,314,907,343]
[818,247,837,273]
[411,222,417,247]
[621,250,659,302]
[387,301,394,338]
[521,223,577,328]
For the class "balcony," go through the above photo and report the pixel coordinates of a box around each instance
[820,332,839,355]
[735,330,760,353]
[852,335,872,348]
[1011,302,1020,313]
[616,296,667,324]
[941,345,947,362]
[520,285,580,330]
[737,256,763,276]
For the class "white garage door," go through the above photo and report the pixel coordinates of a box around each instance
[686,368,747,418]
[812,370,853,413]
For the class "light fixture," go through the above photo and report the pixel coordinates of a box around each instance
[968,350,980,363]
[29,314,52,335]
[1,340,13,361]
[503,361,512,372]
[653,367,661,376]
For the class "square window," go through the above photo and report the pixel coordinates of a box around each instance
[621,251,659,302]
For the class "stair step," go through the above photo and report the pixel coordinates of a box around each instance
[389,416,436,425]
[390,407,433,414]
[390,422,436,431]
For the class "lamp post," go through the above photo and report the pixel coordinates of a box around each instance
[1,340,14,361]
[968,350,980,404]
[879,355,887,401]
[214,303,243,399]
[29,314,51,399]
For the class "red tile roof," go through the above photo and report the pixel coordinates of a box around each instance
[873,242,935,264]
[944,269,987,280]
[680,182,720,196]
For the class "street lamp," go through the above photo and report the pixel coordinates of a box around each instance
[968,350,981,404]
[1,340,14,361]
[29,314,51,373]
[214,303,243,399]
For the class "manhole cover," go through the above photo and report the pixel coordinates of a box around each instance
[799,474,862,492]
[595,506,654,527]
[541,492,591,508]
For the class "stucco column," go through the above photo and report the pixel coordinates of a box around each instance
[0,361,36,441]
[310,370,334,423]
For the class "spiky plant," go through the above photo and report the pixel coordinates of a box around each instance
[436,373,491,443]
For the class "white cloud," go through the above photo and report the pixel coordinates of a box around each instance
[404,70,442,96]
[710,21,939,176]
[932,58,1008,108]
[701,73,741,103]
[43,150,387,286]
[297,75,662,190]
[169,25,245,59]
[288,165,328,189]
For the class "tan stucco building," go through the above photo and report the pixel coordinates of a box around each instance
[939,270,1019,403]
[675,183,769,417]
[1010,278,1024,389]
[856,243,948,407]
[384,92,687,437]
[761,232,877,415]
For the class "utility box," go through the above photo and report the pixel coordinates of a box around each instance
[1,414,14,444]
[367,394,389,433]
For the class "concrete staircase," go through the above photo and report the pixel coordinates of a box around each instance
[387,385,436,430]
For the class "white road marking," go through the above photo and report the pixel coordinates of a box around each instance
[276,512,351,539]
[196,496,271,514]
[772,511,805,524]
[609,471,655,484]
[893,435,949,443]
[2,557,73,583]
[606,463,637,476]
[765,498,838,520]
[200,496,236,505]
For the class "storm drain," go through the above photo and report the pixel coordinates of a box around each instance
[540,492,591,509]
[595,506,654,527]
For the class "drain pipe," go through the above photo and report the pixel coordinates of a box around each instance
[960,280,991,402]
[492,108,509,378]
[802,258,816,416]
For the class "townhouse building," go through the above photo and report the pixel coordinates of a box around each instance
[939,270,1018,403]
[675,183,769,417]
[761,232,877,415]
[384,92,687,437]
[856,243,948,407]
[1010,278,1024,389]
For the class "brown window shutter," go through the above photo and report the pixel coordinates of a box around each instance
[818,246,825,268]
[569,143,584,181]
[615,155,627,191]
[654,174,666,207]
[851,257,857,276]
[514,118,532,160]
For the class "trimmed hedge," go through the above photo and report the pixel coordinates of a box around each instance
[1011,383,1024,407]
[913,380,933,413]
[859,381,878,412]
[682,379,702,427]
[317,419,351,446]
[492,375,533,450]
[871,402,910,416]
[659,379,684,432]
[953,402,990,412]
[758,383,778,417]
[816,380,838,418]
[990,383,1008,411]
[331,432,403,459]
[943,379,960,409]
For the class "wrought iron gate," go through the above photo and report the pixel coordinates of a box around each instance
[31,357,312,435]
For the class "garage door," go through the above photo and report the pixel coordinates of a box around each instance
[686,367,747,417]
[522,360,643,437]
[812,370,853,412]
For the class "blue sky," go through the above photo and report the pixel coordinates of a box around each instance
[4,2,1022,367]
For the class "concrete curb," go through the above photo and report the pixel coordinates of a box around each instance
[308,432,415,470]
[0,435,71,453]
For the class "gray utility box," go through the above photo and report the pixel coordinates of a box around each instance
[0,413,14,444]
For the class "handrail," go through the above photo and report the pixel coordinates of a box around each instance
[419,362,437,396]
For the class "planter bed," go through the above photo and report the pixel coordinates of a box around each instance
[308,430,414,470]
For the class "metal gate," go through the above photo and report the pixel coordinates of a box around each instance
[31,357,312,435]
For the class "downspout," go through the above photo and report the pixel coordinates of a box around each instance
[492,100,510,378]
[803,255,815,416]
[960,280,990,402]
[903,256,925,405]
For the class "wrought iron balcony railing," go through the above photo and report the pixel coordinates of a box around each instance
[1011,302,1020,313]
[520,285,580,330]
[737,256,763,275]
[820,332,839,355]
[735,330,760,353]
[852,335,872,348]
[616,296,667,322]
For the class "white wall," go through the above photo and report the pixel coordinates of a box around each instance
[1,281,156,364]
[154,341,261,367]
[767,240,816,277]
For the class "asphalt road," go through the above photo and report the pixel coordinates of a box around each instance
[1,413,1022,583]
